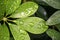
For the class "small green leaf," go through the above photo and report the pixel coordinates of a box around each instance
[6,0,21,15]
[0,24,9,40]
[14,17,48,34]
[46,11,60,25]
[10,2,38,18]
[46,29,60,40]
[42,0,60,9]
[55,24,60,31]
[9,24,30,40]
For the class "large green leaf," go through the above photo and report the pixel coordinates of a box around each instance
[9,24,30,40]
[6,0,21,15]
[14,17,48,34]
[0,0,21,20]
[0,0,5,20]
[46,11,60,25]
[55,24,60,31]
[46,29,60,40]
[0,24,9,40]
[42,0,60,9]
[10,2,38,18]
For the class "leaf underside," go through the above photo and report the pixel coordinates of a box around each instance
[46,29,60,40]
[43,0,60,9]
[46,11,60,25]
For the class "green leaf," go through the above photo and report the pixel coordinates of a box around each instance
[0,24,9,40]
[10,2,38,18]
[46,11,60,25]
[42,0,60,9]
[9,24,30,40]
[0,0,5,20]
[6,0,21,15]
[46,29,60,40]
[55,24,60,31]
[0,0,21,20]
[14,17,48,34]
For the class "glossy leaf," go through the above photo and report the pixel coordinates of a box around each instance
[14,17,48,34]
[6,0,21,15]
[0,24,9,40]
[55,24,60,31]
[42,0,60,9]
[10,2,38,18]
[46,29,60,40]
[46,11,60,25]
[35,6,47,20]
[9,24,30,40]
